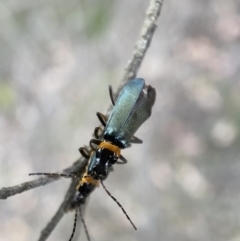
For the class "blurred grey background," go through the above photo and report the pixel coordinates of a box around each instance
[1,0,240,241]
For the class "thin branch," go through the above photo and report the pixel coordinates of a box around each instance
[0,177,57,200]
[117,0,164,95]
[0,158,87,200]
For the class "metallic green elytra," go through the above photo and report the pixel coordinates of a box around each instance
[103,78,156,148]
[87,78,156,181]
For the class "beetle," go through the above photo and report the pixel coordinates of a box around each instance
[80,78,156,179]
[30,78,156,241]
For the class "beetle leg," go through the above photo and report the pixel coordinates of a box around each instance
[116,154,128,164]
[130,136,143,144]
[96,112,107,127]
[79,147,91,159]
[94,127,103,139]
[108,85,115,106]
[90,139,102,150]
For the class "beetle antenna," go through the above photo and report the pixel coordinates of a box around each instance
[100,180,137,230]
[69,208,78,241]
[69,206,91,241]
[79,205,91,241]
[29,173,77,178]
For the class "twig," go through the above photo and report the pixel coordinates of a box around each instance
[0,0,164,240]
[0,158,87,200]
[0,177,57,200]
[118,0,164,95]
